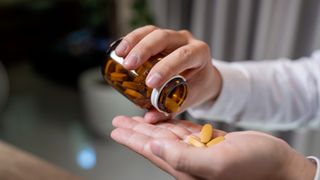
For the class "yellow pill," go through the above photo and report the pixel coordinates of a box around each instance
[115,64,124,72]
[172,93,181,103]
[136,66,146,75]
[146,88,152,98]
[122,81,141,90]
[110,72,127,81]
[206,136,225,147]
[165,97,180,113]
[105,60,114,74]
[200,124,213,143]
[133,75,144,83]
[124,88,144,99]
[187,135,205,147]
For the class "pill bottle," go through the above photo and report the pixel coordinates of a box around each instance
[102,39,188,114]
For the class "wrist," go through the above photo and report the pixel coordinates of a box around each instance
[202,62,222,104]
[211,63,222,101]
[281,149,317,180]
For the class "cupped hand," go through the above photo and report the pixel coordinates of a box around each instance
[111,115,225,180]
[111,116,316,180]
[115,25,222,123]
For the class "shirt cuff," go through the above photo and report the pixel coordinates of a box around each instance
[308,156,320,180]
[188,60,251,122]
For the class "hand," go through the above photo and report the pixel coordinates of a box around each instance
[111,116,317,180]
[115,25,222,123]
[111,115,226,180]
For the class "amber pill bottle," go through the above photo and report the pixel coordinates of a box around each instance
[102,39,188,114]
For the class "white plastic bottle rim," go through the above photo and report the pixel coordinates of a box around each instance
[151,75,186,114]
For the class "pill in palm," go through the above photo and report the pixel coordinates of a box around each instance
[200,124,213,143]
[206,136,225,147]
[187,135,205,147]
[186,124,225,148]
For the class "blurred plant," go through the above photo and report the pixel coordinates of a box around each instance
[79,0,112,27]
[130,0,154,28]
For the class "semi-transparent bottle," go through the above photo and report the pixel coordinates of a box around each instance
[102,39,188,114]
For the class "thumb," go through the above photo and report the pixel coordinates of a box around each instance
[150,139,207,176]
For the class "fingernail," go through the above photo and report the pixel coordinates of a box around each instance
[146,73,162,87]
[124,54,138,68]
[116,41,128,54]
[150,141,163,158]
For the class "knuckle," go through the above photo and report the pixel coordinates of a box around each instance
[153,29,170,39]
[160,30,170,39]
[195,40,211,59]
[123,25,158,45]
[177,47,192,60]
[195,40,209,51]
[123,32,138,46]
[179,29,193,38]
[144,25,158,30]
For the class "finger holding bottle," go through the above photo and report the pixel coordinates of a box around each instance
[115,25,158,57]
[116,26,190,70]
[114,25,222,122]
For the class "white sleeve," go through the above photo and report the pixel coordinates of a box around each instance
[308,156,320,180]
[188,50,320,130]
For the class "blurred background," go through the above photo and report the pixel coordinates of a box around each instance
[0,0,319,179]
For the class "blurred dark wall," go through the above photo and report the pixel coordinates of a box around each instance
[0,0,116,85]
[1,2,84,62]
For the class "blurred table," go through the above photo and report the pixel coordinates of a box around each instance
[0,141,80,180]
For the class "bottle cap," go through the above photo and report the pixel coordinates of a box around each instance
[151,75,187,114]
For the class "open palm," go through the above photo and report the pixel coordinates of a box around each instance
[111,116,313,180]
[111,115,225,180]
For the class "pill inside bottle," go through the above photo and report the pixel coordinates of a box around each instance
[101,39,188,114]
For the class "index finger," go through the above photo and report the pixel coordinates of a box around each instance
[123,29,189,70]
[115,25,158,56]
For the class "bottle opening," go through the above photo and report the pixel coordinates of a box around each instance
[151,75,188,114]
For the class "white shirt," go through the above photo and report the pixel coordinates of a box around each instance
[188,50,320,131]
[188,50,320,180]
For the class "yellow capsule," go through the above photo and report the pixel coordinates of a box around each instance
[187,135,205,148]
[105,60,114,74]
[206,136,225,147]
[124,88,144,99]
[165,97,179,113]
[136,66,146,75]
[115,64,124,73]
[122,81,141,90]
[200,124,213,143]
[172,93,181,103]
[146,88,152,98]
[110,72,127,81]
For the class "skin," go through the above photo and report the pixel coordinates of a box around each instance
[112,26,317,179]
[115,25,222,123]
[111,116,316,180]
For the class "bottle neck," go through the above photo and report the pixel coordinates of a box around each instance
[151,75,187,114]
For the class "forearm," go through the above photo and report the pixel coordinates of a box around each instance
[188,51,320,129]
